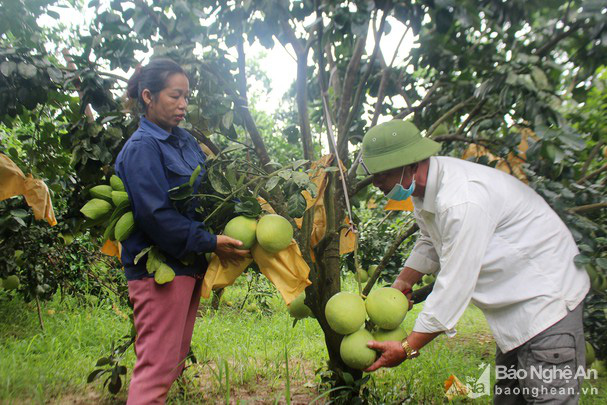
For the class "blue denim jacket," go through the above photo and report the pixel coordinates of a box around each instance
[115,117,217,280]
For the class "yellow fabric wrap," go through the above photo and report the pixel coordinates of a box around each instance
[461,127,533,183]
[293,154,357,259]
[0,153,57,226]
[201,240,311,305]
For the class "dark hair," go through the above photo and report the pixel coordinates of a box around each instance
[126,58,186,111]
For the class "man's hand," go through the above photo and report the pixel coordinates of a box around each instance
[215,235,250,266]
[364,340,407,372]
[391,279,414,310]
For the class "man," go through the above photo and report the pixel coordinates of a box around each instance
[359,120,590,404]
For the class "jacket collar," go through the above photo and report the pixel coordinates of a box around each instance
[139,116,189,142]
[413,156,438,214]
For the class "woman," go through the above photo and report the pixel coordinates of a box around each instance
[115,58,248,404]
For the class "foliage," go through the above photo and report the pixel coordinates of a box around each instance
[1,0,606,399]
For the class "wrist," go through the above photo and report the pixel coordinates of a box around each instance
[401,338,420,360]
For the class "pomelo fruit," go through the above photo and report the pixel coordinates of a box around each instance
[2,275,20,290]
[114,211,135,242]
[325,292,366,335]
[368,265,378,278]
[89,185,113,202]
[365,287,408,329]
[110,175,125,191]
[224,216,257,249]
[256,214,293,253]
[288,291,313,319]
[586,341,596,367]
[356,268,368,283]
[340,329,377,370]
[373,327,407,342]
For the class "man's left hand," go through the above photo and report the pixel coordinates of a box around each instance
[364,340,407,372]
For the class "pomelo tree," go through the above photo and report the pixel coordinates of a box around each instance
[2,0,607,398]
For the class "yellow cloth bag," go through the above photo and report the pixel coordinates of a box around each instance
[294,154,357,258]
[201,240,311,305]
[0,153,57,226]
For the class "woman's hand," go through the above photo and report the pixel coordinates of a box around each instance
[215,235,250,267]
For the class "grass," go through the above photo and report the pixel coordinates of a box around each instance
[0,273,605,404]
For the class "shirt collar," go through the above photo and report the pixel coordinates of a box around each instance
[413,156,438,214]
[139,116,189,143]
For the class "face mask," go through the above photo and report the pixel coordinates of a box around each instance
[386,169,415,201]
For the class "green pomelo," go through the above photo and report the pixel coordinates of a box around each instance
[586,341,596,366]
[114,211,135,242]
[356,268,368,283]
[90,185,113,201]
[224,216,257,249]
[368,265,378,277]
[288,292,313,319]
[111,190,130,207]
[373,327,407,342]
[340,329,377,370]
[154,263,175,284]
[585,264,598,283]
[80,198,113,220]
[3,275,20,290]
[110,175,125,191]
[591,274,606,291]
[325,292,366,335]
[256,214,293,253]
[365,287,408,330]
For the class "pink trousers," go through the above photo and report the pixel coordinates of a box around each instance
[126,275,202,405]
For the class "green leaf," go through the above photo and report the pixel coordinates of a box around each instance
[169,182,194,200]
[96,357,111,367]
[596,258,607,271]
[291,171,309,187]
[287,192,307,218]
[208,166,231,195]
[265,176,280,192]
[291,160,308,170]
[87,369,106,383]
[133,246,152,265]
[574,254,591,266]
[234,197,262,218]
[220,144,246,154]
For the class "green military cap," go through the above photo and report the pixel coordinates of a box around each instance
[357,120,441,175]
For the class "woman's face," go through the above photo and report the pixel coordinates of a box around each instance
[142,72,189,131]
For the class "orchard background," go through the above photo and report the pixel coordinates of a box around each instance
[1,0,606,403]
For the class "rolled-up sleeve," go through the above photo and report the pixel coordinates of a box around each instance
[405,218,440,274]
[117,139,216,259]
[413,202,496,334]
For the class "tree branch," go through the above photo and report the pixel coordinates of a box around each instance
[534,20,585,57]
[427,96,476,137]
[338,8,389,157]
[569,202,607,214]
[350,175,373,197]
[362,223,419,296]
[576,163,607,185]
[581,140,605,177]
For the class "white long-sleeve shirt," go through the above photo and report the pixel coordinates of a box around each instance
[406,156,590,352]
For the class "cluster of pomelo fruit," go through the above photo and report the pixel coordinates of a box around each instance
[586,264,607,292]
[223,214,293,254]
[355,265,377,283]
[80,175,134,243]
[0,275,20,290]
[325,287,409,370]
